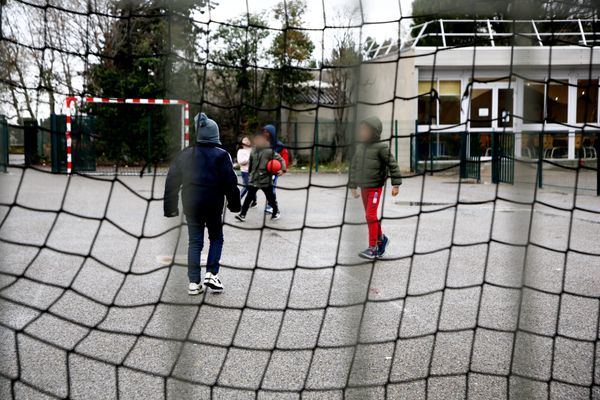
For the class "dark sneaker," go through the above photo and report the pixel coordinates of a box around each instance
[250,201,258,208]
[378,235,390,256]
[358,246,380,260]
[235,214,246,222]
[271,211,281,220]
[204,272,224,292]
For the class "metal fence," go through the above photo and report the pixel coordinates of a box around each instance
[0,116,8,173]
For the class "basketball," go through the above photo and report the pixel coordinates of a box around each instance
[266,159,282,174]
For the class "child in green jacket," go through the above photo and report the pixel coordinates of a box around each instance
[349,116,402,259]
[235,131,286,221]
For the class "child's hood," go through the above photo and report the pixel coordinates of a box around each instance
[263,124,285,152]
[361,116,383,141]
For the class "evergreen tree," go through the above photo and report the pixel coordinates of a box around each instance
[87,0,208,164]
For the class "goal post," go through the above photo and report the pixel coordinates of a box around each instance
[65,96,190,174]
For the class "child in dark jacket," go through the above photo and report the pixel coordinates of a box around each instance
[164,113,241,295]
[349,116,402,260]
[235,131,286,221]
[261,124,289,213]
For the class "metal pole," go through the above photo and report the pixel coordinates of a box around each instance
[538,131,543,188]
[394,119,399,160]
[315,122,319,173]
[411,120,415,172]
[429,131,433,176]
[0,116,7,173]
[294,121,298,161]
[147,115,152,174]
[596,131,599,196]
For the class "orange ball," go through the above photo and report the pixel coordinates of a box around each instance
[267,159,282,174]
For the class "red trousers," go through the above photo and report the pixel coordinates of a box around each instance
[361,187,383,247]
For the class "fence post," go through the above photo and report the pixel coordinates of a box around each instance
[24,118,39,167]
[428,132,433,175]
[294,121,298,161]
[410,120,415,172]
[596,131,599,196]
[0,116,8,173]
[538,131,543,189]
[315,122,319,173]
[394,120,398,160]
[147,115,152,174]
[491,130,498,184]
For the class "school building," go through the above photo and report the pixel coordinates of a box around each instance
[359,19,600,175]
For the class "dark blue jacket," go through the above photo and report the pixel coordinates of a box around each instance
[164,144,241,217]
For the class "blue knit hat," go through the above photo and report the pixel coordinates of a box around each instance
[195,113,221,145]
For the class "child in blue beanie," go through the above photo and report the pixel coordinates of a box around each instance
[164,113,241,294]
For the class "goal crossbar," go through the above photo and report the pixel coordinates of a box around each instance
[65,96,190,174]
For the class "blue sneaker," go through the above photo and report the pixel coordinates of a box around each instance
[378,235,389,256]
[358,246,380,260]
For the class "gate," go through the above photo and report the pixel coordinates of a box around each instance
[460,131,481,181]
[492,131,514,184]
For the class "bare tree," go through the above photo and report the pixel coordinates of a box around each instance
[0,0,111,121]
[327,7,361,164]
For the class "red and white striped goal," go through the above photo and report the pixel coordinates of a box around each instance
[65,96,190,174]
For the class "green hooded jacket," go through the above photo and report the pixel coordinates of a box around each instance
[248,147,287,188]
[348,117,403,189]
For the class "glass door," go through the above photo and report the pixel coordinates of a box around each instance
[469,82,514,157]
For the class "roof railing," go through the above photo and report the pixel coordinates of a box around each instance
[403,18,599,49]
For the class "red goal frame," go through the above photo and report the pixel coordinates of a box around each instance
[65,96,190,174]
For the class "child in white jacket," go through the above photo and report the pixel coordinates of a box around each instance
[237,136,252,200]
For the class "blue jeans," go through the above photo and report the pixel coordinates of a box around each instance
[240,171,249,199]
[186,213,223,283]
[272,175,278,194]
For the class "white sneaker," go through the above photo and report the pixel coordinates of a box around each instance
[188,282,204,295]
[265,206,273,214]
[204,272,224,292]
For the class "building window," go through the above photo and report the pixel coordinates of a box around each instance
[418,80,461,125]
[470,89,492,128]
[546,80,568,123]
[577,79,598,123]
[418,81,436,125]
[523,81,545,123]
[439,81,461,125]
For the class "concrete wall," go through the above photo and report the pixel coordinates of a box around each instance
[356,52,418,170]
[281,106,338,161]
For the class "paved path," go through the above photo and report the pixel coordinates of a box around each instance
[0,166,599,399]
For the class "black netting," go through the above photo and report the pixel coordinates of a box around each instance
[1,0,600,399]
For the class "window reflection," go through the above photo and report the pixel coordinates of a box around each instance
[546,80,568,123]
[576,79,598,123]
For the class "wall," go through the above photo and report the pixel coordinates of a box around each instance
[356,52,418,170]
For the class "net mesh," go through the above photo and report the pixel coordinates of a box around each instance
[1,0,600,399]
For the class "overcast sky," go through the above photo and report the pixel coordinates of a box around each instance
[203,0,413,61]
[1,0,414,121]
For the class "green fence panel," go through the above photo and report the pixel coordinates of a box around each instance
[492,131,515,184]
[51,114,67,173]
[0,116,8,173]
[460,131,481,181]
[51,114,97,173]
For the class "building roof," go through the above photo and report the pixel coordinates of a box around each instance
[294,84,339,105]
[364,19,600,60]
[407,19,599,49]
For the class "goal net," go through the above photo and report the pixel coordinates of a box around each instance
[1,0,599,399]
[65,96,190,174]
